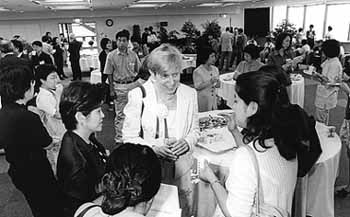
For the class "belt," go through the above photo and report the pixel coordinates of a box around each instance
[114,79,134,84]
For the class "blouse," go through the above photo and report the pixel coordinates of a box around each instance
[314,57,343,110]
[193,64,219,112]
[215,140,298,217]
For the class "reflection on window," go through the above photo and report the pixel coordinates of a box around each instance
[305,4,326,40]
[288,6,304,30]
[273,5,287,28]
[326,4,350,41]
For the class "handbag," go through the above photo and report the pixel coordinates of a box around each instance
[242,145,290,217]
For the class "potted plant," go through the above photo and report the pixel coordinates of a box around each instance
[201,19,221,39]
[181,20,198,54]
[273,19,297,38]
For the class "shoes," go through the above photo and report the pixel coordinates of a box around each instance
[335,188,350,198]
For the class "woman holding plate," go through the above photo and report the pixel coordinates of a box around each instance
[122,43,200,217]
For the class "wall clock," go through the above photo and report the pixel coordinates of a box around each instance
[106,19,114,27]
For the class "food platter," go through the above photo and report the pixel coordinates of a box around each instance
[199,115,227,131]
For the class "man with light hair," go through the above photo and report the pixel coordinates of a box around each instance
[68,33,82,80]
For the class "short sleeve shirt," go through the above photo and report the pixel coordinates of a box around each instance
[103,49,141,82]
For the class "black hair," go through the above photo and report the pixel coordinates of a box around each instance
[101,143,161,215]
[52,37,59,46]
[116,29,130,41]
[309,24,314,28]
[100,37,111,50]
[275,32,291,51]
[59,81,105,131]
[235,70,298,160]
[41,35,49,43]
[238,28,243,34]
[32,41,43,47]
[243,44,259,60]
[11,39,24,52]
[197,46,215,65]
[298,28,303,32]
[0,65,34,105]
[301,39,307,45]
[34,64,57,92]
[226,27,230,31]
[258,65,291,100]
[322,39,340,58]
[0,40,14,54]
[328,26,332,31]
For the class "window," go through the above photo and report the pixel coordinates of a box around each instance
[304,4,326,40]
[288,6,304,30]
[326,4,350,41]
[273,5,287,28]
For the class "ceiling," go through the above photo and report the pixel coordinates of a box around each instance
[0,0,265,12]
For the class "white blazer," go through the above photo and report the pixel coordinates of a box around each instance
[122,80,199,179]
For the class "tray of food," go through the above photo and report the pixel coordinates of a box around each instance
[199,115,227,131]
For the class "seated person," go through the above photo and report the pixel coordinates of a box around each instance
[74,143,161,217]
[233,44,264,79]
[57,81,108,217]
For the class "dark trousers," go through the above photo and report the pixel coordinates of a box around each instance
[219,51,232,72]
[101,73,111,104]
[70,59,82,80]
[8,166,64,217]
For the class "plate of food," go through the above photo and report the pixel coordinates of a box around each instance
[197,127,237,153]
[199,115,227,131]
[222,73,234,81]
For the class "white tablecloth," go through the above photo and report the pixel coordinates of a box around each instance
[79,55,99,72]
[295,122,341,217]
[193,110,341,217]
[182,54,197,70]
[217,72,305,108]
[90,69,102,84]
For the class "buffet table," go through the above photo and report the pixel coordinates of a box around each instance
[193,110,341,217]
[218,72,305,108]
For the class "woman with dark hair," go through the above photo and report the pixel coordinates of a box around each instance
[131,24,142,45]
[52,36,67,79]
[193,46,220,112]
[74,143,162,217]
[0,65,64,217]
[200,71,306,217]
[99,37,113,109]
[267,33,299,73]
[99,38,112,84]
[57,81,108,217]
[233,44,264,79]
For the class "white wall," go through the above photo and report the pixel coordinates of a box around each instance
[0,6,244,44]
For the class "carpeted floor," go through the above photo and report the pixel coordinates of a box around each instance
[0,75,349,217]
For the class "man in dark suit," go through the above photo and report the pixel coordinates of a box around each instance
[11,39,29,60]
[68,33,82,80]
[0,40,31,71]
[31,41,53,69]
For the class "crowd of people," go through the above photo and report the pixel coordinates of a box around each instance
[0,20,349,217]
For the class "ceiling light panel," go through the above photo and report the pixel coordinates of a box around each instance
[129,3,167,8]
[197,3,224,7]
[136,0,182,2]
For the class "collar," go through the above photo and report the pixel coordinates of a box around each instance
[116,48,129,55]
[39,87,55,96]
